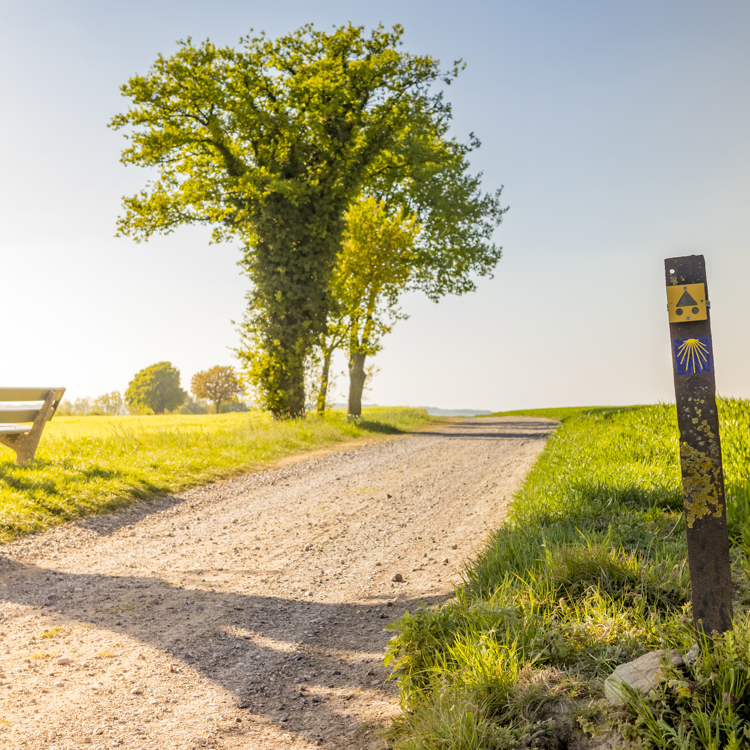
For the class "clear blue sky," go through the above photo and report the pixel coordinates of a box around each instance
[2,0,749,410]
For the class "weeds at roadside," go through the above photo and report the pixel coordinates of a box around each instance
[386,399,750,749]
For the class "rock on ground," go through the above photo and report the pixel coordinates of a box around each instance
[604,649,685,705]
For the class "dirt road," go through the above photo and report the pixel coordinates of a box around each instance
[0,417,554,750]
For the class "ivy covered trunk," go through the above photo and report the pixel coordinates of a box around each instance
[242,197,346,419]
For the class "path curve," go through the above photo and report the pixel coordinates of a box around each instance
[0,416,554,750]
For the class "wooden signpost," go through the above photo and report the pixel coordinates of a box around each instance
[665,255,733,635]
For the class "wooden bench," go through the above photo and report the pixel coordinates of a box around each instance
[0,388,66,463]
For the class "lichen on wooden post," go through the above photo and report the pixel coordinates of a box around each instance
[665,255,733,635]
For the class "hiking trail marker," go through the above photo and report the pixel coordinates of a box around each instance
[665,255,732,635]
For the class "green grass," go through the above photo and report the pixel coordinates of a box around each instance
[0,407,432,541]
[386,400,750,749]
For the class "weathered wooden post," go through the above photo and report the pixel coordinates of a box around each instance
[665,255,733,635]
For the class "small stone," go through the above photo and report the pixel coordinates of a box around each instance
[391,573,403,582]
[450,544,457,550]
[54,681,64,688]
[441,557,449,564]
[48,730,57,740]
[312,695,321,703]
[604,649,684,704]
[366,669,376,676]
[130,687,143,695]
[379,613,388,619]
[684,643,699,664]
[56,657,71,665]
[280,716,289,722]
[375,562,381,566]
[332,669,341,675]
[303,543,313,552]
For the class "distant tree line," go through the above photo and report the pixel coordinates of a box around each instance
[59,363,247,416]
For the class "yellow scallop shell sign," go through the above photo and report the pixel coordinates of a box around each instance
[667,283,707,323]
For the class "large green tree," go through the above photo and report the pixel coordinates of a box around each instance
[125,362,187,414]
[111,23,466,418]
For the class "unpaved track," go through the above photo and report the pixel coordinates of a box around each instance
[0,417,554,749]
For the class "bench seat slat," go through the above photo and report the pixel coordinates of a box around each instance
[0,387,63,402]
[0,388,65,402]
[0,409,42,423]
[0,424,31,435]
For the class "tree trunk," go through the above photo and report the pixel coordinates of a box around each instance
[316,349,333,415]
[347,351,367,418]
[214,400,221,414]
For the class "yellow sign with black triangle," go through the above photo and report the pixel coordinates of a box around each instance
[667,283,708,323]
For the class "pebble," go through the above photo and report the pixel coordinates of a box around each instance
[450,544,458,550]
[54,681,64,687]
[303,543,313,552]
[441,557,449,564]
[130,688,142,695]
[391,573,403,582]
[56,657,71,665]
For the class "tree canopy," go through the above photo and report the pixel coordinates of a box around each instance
[191,366,243,413]
[125,362,187,415]
[111,23,490,418]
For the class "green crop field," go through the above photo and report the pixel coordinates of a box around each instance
[386,398,750,749]
[0,407,433,542]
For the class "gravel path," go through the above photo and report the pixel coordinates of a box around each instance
[0,416,554,750]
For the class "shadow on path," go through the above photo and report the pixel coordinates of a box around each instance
[0,557,451,746]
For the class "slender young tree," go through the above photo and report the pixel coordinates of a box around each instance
[317,162,507,416]
[326,197,420,417]
[111,23,467,418]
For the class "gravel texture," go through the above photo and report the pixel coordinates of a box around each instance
[0,416,554,749]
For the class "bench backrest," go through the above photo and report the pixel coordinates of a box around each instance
[0,388,66,424]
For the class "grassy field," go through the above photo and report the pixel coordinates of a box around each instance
[386,399,750,749]
[0,407,432,542]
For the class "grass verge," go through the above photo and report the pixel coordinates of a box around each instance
[385,399,750,749]
[0,407,432,542]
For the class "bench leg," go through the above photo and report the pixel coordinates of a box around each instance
[0,390,59,464]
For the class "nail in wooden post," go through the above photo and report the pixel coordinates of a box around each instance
[665,255,732,635]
